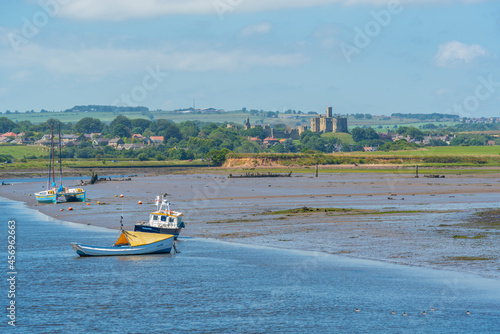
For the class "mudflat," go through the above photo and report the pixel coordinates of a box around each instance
[2,170,499,279]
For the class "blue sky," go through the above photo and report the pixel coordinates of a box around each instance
[0,0,499,117]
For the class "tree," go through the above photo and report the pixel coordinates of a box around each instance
[131,118,152,132]
[75,117,105,134]
[351,128,365,142]
[112,124,132,138]
[206,149,230,166]
[151,119,174,135]
[110,115,132,131]
[138,153,149,161]
[178,121,200,139]
[0,117,16,133]
[163,124,182,142]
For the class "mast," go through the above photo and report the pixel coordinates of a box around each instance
[51,125,55,186]
[46,132,51,190]
[58,124,63,187]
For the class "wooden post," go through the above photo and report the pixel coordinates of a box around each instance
[316,165,318,177]
[415,165,419,178]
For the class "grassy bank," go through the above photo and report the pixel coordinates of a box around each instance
[225,148,500,168]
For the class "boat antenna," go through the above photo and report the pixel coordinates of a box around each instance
[58,124,63,187]
[119,215,124,231]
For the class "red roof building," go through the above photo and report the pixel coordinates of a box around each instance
[1,132,17,138]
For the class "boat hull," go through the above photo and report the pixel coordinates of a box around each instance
[71,237,174,257]
[62,191,86,202]
[134,225,183,239]
[35,193,57,204]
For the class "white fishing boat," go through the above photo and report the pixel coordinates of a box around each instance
[71,230,174,257]
[134,195,185,239]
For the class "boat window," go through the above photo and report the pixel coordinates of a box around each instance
[153,215,158,221]
[161,216,167,222]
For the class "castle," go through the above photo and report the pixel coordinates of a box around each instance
[310,107,348,133]
[244,117,306,140]
[242,106,348,141]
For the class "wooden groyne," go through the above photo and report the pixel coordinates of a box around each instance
[229,172,292,178]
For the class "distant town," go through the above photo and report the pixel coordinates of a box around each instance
[0,105,499,166]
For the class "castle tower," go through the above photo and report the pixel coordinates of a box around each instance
[326,107,333,118]
[244,117,251,130]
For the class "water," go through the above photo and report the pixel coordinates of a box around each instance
[1,197,499,333]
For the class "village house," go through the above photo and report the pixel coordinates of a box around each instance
[263,137,279,145]
[248,137,261,143]
[92,138,110,146]
[0,132,18,139]
[108,138,125,148]
[149,136,164,144]
[61,134,79,143]
[117,143,146,150]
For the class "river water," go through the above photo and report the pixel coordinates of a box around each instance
[1,197,499,333]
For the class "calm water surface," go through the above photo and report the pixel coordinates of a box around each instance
[1,197,499,333]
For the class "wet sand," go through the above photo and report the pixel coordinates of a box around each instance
[1,171,499,279]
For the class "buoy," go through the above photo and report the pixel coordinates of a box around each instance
[97,201,100,205]
[60,209,63,211]
[115,195,118,197]
[29,194,31,196]
[87,203,90,206]
[138,201,142,204]
[120,194,124,198]
[69,207,73,211]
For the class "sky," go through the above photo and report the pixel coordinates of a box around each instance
[0,0,499,117]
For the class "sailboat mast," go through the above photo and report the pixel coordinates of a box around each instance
[51,125,55,186]
[47,132,51,190]
[58,124,63,187]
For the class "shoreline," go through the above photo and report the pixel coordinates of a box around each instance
[1,171,499,280]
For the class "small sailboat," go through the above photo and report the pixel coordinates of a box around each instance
[35,125,59,204]
[35,124,86,203]
[134,195,185,239]
[71,217,175,257]
[55,125,86,202]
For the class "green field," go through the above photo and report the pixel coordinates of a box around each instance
[0,145,47,159]
[2,110,460,131]
[322,132,354,145]
[361,146,500,156]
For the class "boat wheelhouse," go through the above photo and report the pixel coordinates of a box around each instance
[135,195,185,239]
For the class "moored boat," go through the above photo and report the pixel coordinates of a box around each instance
[58,187,86,202]
[71,230,174,257]
[134,195,185,239]
[35,188,58,204]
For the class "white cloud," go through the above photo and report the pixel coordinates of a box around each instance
[239,23,272,37]
[0,44,307,76]
[433,41,489,67]
[57,0,492,21]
